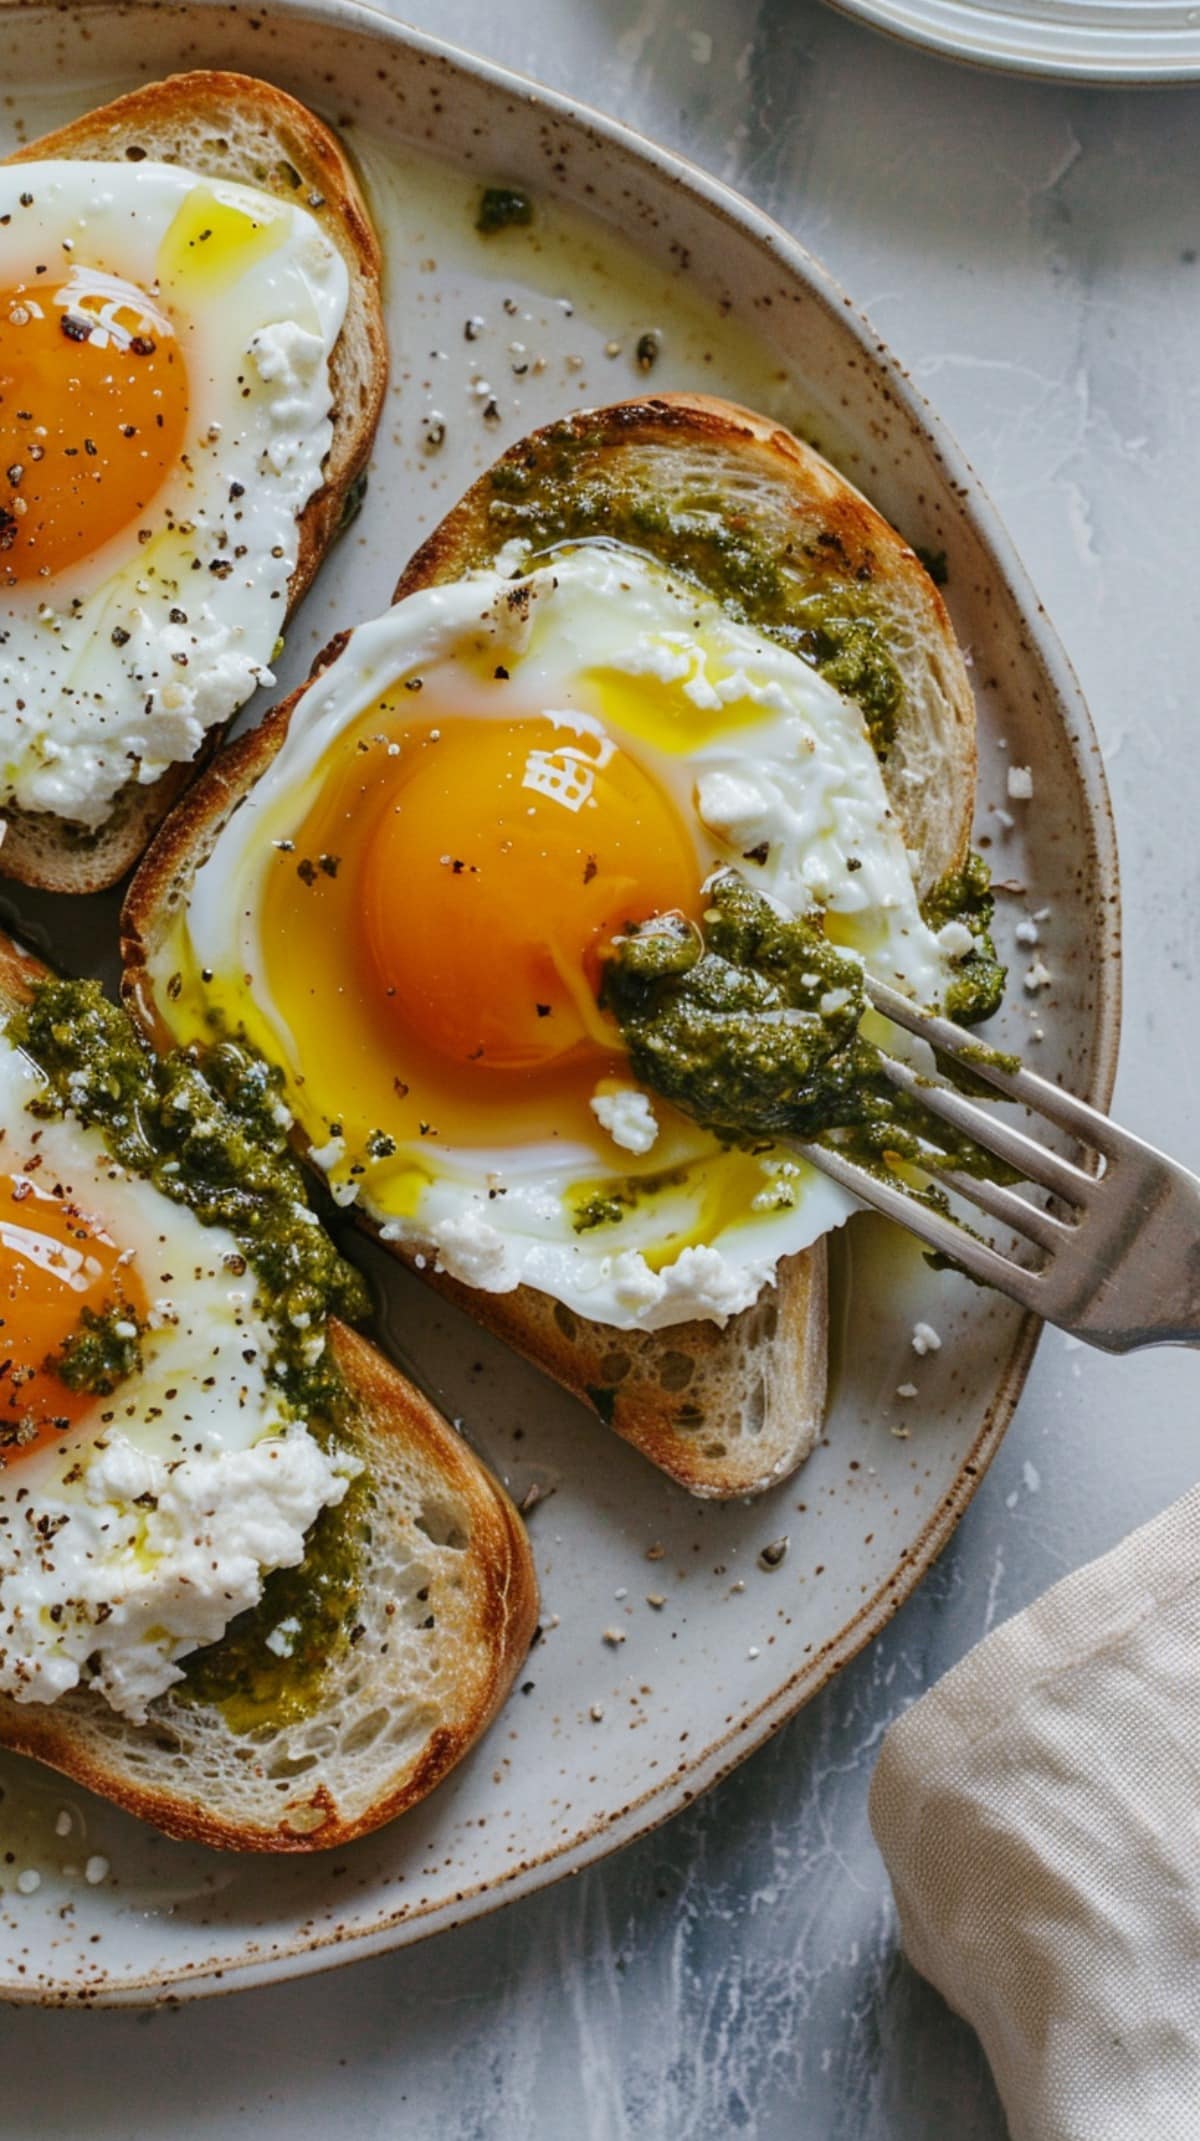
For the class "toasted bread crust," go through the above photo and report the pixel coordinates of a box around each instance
[0,72,387,894]
[122,392,981,1498]
[0,936,538,1851]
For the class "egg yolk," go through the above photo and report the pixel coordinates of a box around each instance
[249,704,703,1156]
[362,716,700,1074]
[0,1173,146,1466]
[0,270,189,584]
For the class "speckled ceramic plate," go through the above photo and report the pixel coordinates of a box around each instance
[822,0,1200,83]
[0,0,1119,2006]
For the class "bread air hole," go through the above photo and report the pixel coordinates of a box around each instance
[381,1701,440,1754]
[741,1381,767,1437]
[657,1350,695,1392]
[415,1502,469,1552]
[341,1707,389,1757]
[267,1750,320,1781]
[599,1350,632,1383]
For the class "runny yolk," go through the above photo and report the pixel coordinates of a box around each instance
[0,1173,146,1466]
[361,716,701,1075]
[0,270,189,584]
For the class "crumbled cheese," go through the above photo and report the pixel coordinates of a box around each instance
[912,1322,942,1356]
[84,1857,110,1887]
[1007,765,1034,800]
[1015,918,1040,947]
[896,1382,919,1399]
[0,1428,358,1721]
[265,1615,302,1659]
[590,1085,659,1156]
[1024,959,1053,995]
[308,1133,347,1173]
[936,920,976,961]
[694,766,773,847]
[658,1244,774,1323]
[15,1869,41,1896]
[433,1211,519,1292]
[493,536,533,579]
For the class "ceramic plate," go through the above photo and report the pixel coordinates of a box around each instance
[0,0,1118,2005]
[823,0,1200,83]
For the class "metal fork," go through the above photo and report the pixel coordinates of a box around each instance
[796,976,1200,1351]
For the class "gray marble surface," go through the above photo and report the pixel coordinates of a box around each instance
[5,2,1200,2133]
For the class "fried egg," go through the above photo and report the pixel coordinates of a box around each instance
[150,543,970,1333]
[0,1030,354,1722]
[0,161,347,825]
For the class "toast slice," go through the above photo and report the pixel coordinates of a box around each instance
[0,936,537,1851]
[1,71,387,896]
[122,395,978,1499]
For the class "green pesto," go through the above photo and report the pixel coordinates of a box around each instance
[601,872,1006,1181]
[571,1164,687,1235]
[12,979,370,1418]
[919,852,1006,1025]
[483,430,904,755]
[180,1461,371,1734]
[49,1299,143,1397]
[336,467,369,537]
[958,1038,1022,1077]
[573,1190,627,1233]
[476,185,534,234]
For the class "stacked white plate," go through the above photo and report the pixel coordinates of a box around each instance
[825,0,1200,81]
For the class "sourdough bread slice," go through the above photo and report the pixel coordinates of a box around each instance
[0,937,537,1852]
[122,395,978,1499]
[1,71,387,895]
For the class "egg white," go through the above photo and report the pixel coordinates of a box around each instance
[0,161,348,825]
[0,1035,354,1722]
[160,544,969,1333]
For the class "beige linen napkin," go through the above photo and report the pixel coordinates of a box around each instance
[870,1484,1200,2141]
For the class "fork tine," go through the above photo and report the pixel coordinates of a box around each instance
[865,976,1120,1155]
[924,1160,1069,1252]
[875,1051,1094,1204]
[796,1141,1047,1310]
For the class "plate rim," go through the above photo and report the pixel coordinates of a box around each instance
[819,0,1200,84]
[0,0,1122,2005]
